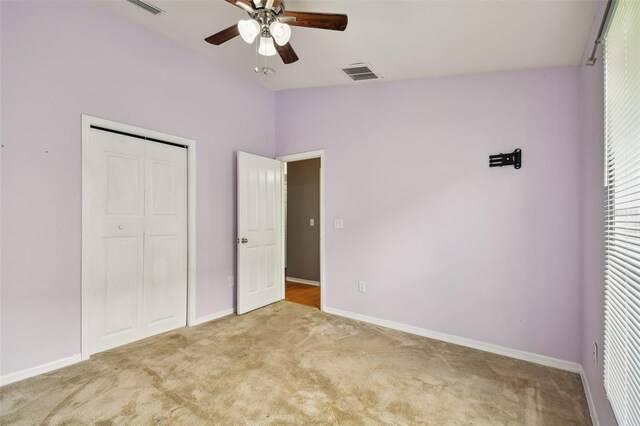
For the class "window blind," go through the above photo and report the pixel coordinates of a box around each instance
[604,1,640,424]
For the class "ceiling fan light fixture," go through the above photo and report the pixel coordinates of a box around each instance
[206,0,348,66]
[238,19,260,44]
[258,36,277,56]
[269,21,291,46]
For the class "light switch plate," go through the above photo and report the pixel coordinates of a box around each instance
[310,218,315,227]
[227,276,235,287]
[358,280,366,292]
[334,218,344,229]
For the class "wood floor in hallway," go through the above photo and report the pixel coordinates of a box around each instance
[285,281,320,309]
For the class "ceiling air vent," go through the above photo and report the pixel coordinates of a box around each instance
[340,63,381,82]
[125,0,164,15]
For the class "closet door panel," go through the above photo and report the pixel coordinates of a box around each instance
[87,129,145,355]
[142,141,188,336]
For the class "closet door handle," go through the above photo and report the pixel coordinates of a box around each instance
[241,238,248,244]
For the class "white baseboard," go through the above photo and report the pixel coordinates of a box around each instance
[2,309,234,387]
[0,354,82,387]
[579,366,600,426]
[323,307,582,373]
[286,277,320,286]
[190,308,235,326]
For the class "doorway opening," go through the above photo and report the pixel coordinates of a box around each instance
[279,153,323,310]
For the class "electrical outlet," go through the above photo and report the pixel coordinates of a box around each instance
[358,280,366,292]
[593,342,599,366]
[227,276,235,287]
[334,218,344,229]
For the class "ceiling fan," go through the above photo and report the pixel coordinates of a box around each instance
[204,0,348,65]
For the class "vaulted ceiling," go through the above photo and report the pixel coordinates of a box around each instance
[96,0,600,91]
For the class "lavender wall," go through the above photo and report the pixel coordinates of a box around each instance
[276,68,583,362]
[579,61,616,424]
[0,1,275,375]
[0,1,608,408]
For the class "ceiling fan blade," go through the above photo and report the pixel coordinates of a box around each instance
[272,0,281,9]
[278,16,296,24]
[276,42,299,64]
[235,1,255,13]
[225,0,254,11]
[282,11,348,31]
[205,24,240,45]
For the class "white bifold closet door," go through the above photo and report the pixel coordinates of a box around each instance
[86,128,187,355]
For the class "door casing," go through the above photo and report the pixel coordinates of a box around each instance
[81,114,197,360]
[276,150,325,311]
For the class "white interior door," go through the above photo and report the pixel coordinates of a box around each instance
[237,151,284,315]
[143,141,187,336]
[87,129,145,354]
[86,128,187,355]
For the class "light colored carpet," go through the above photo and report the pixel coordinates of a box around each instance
[1,301,590,425]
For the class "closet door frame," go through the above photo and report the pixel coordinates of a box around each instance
[81,115,197,360]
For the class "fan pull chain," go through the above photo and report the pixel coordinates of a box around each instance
[254,36,259,73]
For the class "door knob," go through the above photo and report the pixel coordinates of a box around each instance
[118,225,124,230]
[241,238,248,244]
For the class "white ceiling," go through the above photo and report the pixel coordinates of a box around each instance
[96,0,600,91]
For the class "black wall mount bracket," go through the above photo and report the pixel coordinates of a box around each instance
[489,148,522,169]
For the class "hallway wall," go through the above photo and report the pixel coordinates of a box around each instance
[286,159,321,282]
